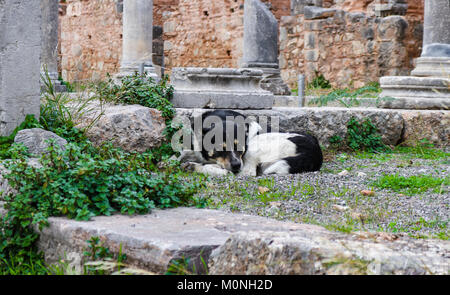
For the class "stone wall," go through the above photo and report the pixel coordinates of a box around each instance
[59,0,291,81]
[60,0,123,82]
[59,0,424,88]
[280,8,423,88]
[0,0,41,135]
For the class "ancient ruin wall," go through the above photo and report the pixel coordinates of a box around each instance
[59,0,291,82]
[60,0,123,82]
[163,0,291,71]
[59,0,424,88]
[280,8,423,88]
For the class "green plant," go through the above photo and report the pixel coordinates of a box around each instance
[0,141,206,274]
[41,69,105,143]
[329,135,344,149]
[346,117,388,152]
[0,115,41,159]
[93,72,178,160]
[372,174,449,196]
[165,255,209,275]
[308,74,331,90]
[308,82,381,107]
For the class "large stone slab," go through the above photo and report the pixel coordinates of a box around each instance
[34,208,328,274]
[175,107,405,148]
[171,67,274,109]
[209,229,449,275]
[379,76,450,110]
[0,0,41,135]
[5,207,444,275]
[83,104,166,153]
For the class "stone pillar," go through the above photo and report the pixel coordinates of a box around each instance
[242,0,291,95]
[379,0,450,110]
[118,0,158,79]
[0,0,41,135]
[41,0,65,92]
[411,0,450,77]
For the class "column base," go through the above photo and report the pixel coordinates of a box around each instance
[411,57,450,77]
[241,63,291,95]
[379,76,450,110]
[170,67,274,109]
[115,65,159,82]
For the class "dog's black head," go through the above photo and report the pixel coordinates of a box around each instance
[193,110,260,174]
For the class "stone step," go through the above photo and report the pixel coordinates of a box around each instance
[1,204,447,275]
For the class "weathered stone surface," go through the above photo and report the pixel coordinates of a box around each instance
[171,67,274,109]
[242,0,279,68]
[400,110,450,147]
[1,207,439,275]
[273,96,300,107]
[380,1,450,110]
[291,0,323,15]
[83,104,165,153]
[14,128,68,156]
[411,57,450,77]
[208,230,449,275]
[0,0,41,135]
[175,107,404,148]
[34,208,328,274]
[117,0,157,79]
[379,76,450,110]
[421,0,450,57]
[304,6,336,20]
[241,0,290,96]
[41,0,66,93]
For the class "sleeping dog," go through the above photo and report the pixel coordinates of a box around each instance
[178,110,323,176]
[239,131,323,176]
[178,110,261,176]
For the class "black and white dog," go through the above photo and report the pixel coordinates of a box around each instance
[178,110,261,176]
[239,131,323,176]
[178,110,323,176]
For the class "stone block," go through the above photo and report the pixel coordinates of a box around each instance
[304,6,336,20]
[379,76,450,110]
[242,0,279,67]
[0,0,41,136]
[171,67,274,109]
[14,128,68,156]
[209,230,449,275]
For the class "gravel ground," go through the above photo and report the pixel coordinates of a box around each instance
[197,147,450,239]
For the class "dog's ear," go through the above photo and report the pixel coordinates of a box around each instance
[247,121,262,142]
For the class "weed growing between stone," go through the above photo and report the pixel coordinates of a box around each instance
[0,72,206,274]
[328,116,389,153]
[94,72,180,161]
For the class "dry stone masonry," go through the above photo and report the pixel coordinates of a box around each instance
[0,0,41,136]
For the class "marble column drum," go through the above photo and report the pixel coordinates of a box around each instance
[118,0,158,79]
